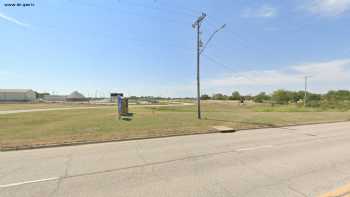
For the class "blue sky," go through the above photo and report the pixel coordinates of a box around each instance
[1,0,350,97]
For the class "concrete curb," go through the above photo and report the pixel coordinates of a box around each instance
[0,130,218,152]
[236,120,350,132]
[1,120,349,152]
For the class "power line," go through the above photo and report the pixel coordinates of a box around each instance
[202,54,259,84]
[149,1,263,53]
[65,0,257,55]
[66,0,251,46]
[205,18,267,54]
[52,1,265,85]
[203,54,238,73]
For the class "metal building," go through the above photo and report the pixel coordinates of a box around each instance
[66,91,87,101]
[0,89,37,102]
[43,95,67,102]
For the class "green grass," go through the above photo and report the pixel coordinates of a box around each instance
[253,104,323,112]
[1,101,350,149]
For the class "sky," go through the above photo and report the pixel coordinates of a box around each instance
[1,0,350,97]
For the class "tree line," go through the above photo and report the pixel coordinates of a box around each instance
[201,90,350,109]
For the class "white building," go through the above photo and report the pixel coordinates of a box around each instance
[66,91,87,101]
[43,95,67,102]
[0,89,37,102]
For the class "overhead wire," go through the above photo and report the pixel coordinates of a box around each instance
[55,0,262,81]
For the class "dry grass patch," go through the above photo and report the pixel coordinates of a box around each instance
[1,101,350,150]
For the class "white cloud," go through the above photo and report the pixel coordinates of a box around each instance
[307,0,350,16]
[0,12,29,27]
[242,5,278,18]
[203,59,350,95]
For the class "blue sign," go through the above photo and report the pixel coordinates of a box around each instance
[117,96,122,113]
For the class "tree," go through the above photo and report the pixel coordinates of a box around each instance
[200,94,210,100]
[229,91,241,100]
[272,90,290,104]
[212,93,228,100]
[325,90,350,101]
[287,91,303,103]
[296,91,306,103]
[308,93,321,101]
[306,93,322,107]
[243,95,253,101]
[254,92,271,103]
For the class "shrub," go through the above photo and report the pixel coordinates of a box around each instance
[254,92,271,103]
[272,90,290,104]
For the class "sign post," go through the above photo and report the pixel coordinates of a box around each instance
[112,93,129,120]
[117,95,122,120]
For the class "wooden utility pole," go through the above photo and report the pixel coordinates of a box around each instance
[193,13,206,119]
[192,13,225,119]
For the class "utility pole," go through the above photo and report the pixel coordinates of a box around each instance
[193,13,206,119]
[192,13,225,119]
[304,76,311,107]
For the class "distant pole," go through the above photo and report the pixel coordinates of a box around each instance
[304,76,310,107]
[193,13,206,119]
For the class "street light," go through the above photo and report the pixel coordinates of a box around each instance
[192,13,225,119]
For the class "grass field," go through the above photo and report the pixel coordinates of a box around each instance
[1,101,350,150]
[0,103,103,111]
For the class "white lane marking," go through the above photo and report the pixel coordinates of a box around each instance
[236,145,273,152]
[0,177,59,188]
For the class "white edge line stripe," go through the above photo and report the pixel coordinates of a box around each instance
[236,145,273,152]
[0,177,60,188]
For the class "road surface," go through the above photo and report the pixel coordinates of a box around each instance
[1,122,350,197]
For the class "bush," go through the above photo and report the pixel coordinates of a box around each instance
[201,94,210,100]
[212,93,228,100]
[272,90,290,104]
[306,100,321,108]
[254,92,271,103]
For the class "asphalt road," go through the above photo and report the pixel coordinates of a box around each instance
[1,122,350,197]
